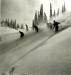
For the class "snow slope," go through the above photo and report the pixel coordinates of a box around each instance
[0,12,71,45]
[0,12,71,75]
[0,25,55,74]
[14,27,71,75]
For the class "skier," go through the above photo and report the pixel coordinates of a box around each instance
[19,31,24,38]
[33,25,39,32]
[53,20,60,32]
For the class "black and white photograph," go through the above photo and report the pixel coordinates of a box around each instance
[0,0,71,75]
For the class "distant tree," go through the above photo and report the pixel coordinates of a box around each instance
[7,19,10,26]
[21,24,24,29]
[40,4,43,17]
[34,11,38,25]
[12,20,16,29]
[14,19,16,29]
[44,12,47,23]
[40,4,44,21]
[37,11,40,24]
[53,10,56,17]
[50,3,52,18]
[62,5,64,13]
[26,24,29,31]
[5,19,8,26]
[1,19,4,27]
[64,2,66,12]
[14,20,17,29]
[32,20,35,30]
[62,2,66,14]
[10,20,13,28]
[5,18,9,27]
[17,24,19,29]
[57,8,59,16]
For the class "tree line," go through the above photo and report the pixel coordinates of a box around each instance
[50,2,66,18]
[1,2,66,30]
[1,19,24,29]
[32,2,66,28]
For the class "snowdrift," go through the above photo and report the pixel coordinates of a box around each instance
[0,27,20,44]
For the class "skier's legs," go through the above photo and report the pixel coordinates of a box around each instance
[55,26,58,32]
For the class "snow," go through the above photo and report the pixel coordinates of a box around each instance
[0,25,54,74]
[50,12,71,27]
[0,12,71,75]
[13,27,71,75]
[0,27,20,44]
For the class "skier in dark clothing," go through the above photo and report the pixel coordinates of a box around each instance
[33,25,39,32]
[19,31,24,38]
[53,20,60,32]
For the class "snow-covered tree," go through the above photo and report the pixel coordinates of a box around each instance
[50,3,52,18]
[57,8,59,16]
[34,11,38,25]
[62,2,66,13]
[40,4,44,21]
[32,20,35,30]
[40,4,43,17]
[44,12,47,23]
[62,5,64,13]
[21,24,24,29]
[37,11,40,24]
[10,20,13,28]
[53,10,56,17]
[64,2,66,12]
[17,24,19,29]
[13,20,16,29]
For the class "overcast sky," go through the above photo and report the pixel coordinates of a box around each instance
[1,0,71,26]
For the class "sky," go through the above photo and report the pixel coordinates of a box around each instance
[1,0,71,26]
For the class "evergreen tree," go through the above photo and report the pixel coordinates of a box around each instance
[53,10,56,17]
[34,11,38,25]
[32,20,35,30]
[44,12,47,23]
[26,24,29,31]
[7,19,10,26]
[17,24,19,29]
[37,11,40,24]
[57,8,59,16]
[14,20,17,29]
[13,20,16,29]
[5,19,8,26]
[62,2,66,14]
[62,5,64,13]
[10,19,13,28]
[12,21,14,28]
[40,4,44,20]
[50,3,52,18]
[64,2,66,12]
[21,24,24,29]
